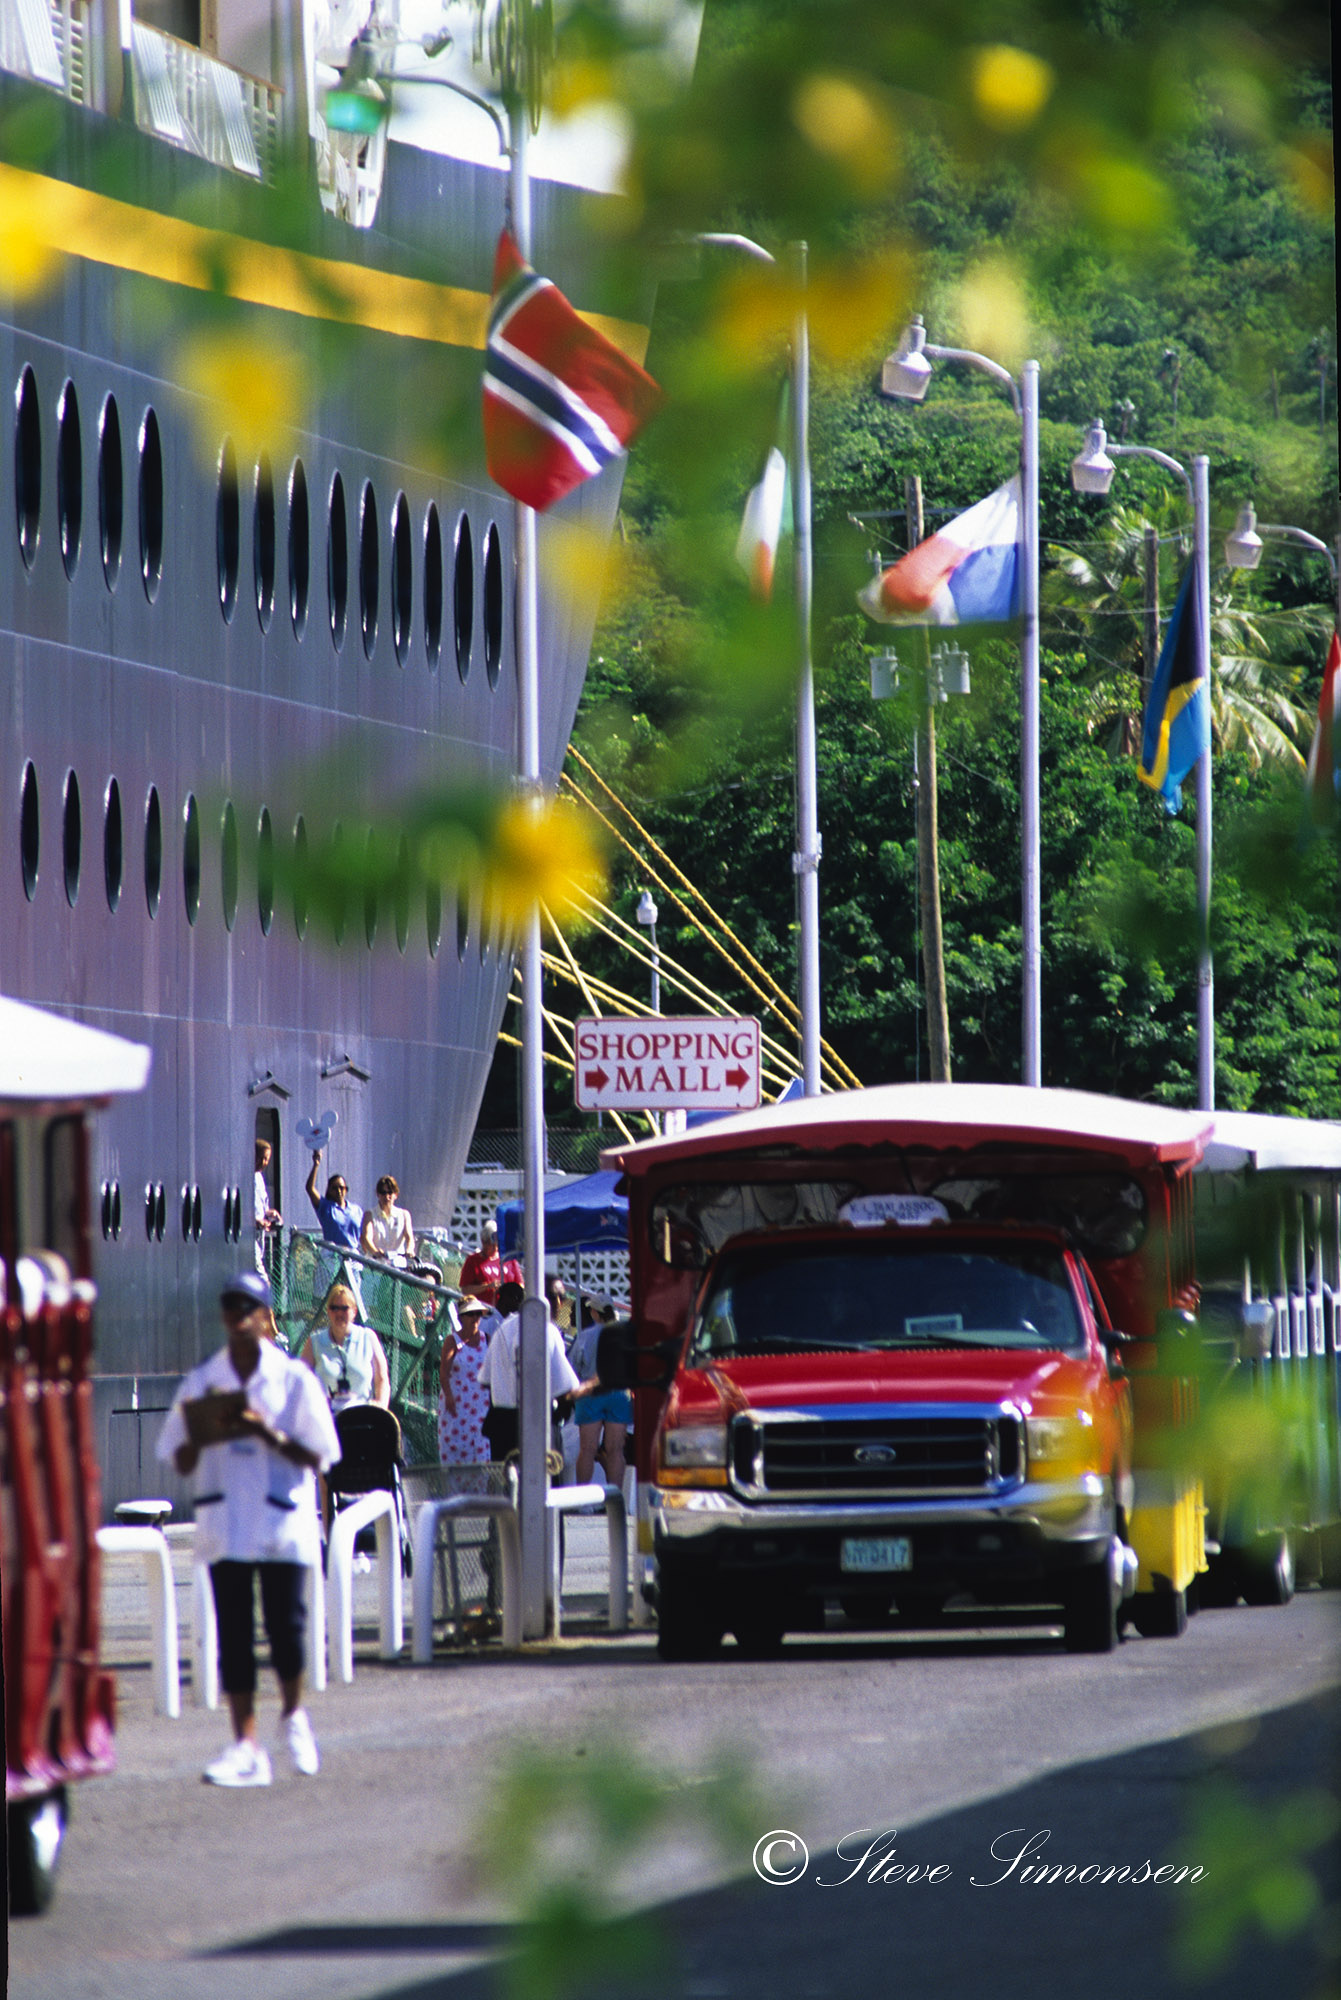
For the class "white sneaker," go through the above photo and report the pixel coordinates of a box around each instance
[203,1739,272,1788]
[352,1553,373,1575]
[284,1708,320,1777]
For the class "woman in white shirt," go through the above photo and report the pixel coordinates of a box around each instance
[360,1174,414,1262]
[300,1285,391,1412]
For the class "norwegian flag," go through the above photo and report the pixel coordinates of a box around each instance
[483,229,661,511]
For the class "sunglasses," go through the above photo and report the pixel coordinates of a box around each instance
[328,1304,354,1315]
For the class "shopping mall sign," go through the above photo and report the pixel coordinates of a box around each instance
[573,1017,761,1112]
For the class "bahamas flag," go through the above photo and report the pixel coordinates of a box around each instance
[858,478,1020,627]
[1139,563,1209,812]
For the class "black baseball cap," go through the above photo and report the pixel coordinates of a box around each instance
[221,1270,272,1310]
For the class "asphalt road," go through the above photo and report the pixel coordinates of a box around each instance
[8,1538,1339,2000]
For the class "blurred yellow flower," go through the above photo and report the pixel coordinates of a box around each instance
[792,72,899,193]
[549,57,616,120]
[807,248,913,366]
[177,327,304,464]
[1277,137,1334,217]
[540,517,633,625]
[713,265,795,369]
[970,45,1054,132]
[0,209,61,302]
[1064,147,1172,238]
[481,796,606,932]
[957,255,1030,368]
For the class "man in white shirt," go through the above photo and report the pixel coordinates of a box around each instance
[477,1280,585,1460]
[157,1271,340,1787]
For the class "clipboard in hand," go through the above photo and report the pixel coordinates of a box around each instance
[182,1389,249,1446]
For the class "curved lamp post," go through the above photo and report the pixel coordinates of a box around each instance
[882,316,1042,1087]
[1224,504,1341,627]
[1072,420,1214,1110]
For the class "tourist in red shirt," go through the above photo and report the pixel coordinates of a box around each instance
[457,1219,522,1307]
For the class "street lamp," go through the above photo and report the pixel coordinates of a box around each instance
[1224,503,1341,626]
[635,888,661,1016]
[691,232,821,1097]
[1071,420,1214,1110]
[882,316,1042,1087]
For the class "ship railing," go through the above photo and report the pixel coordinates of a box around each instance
[271,1229,461,1468]
[0,0,93,105]
[128,21,279,181]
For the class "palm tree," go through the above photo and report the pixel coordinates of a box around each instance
[1044,503,1325,770]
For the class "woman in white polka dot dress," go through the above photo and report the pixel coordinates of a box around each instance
[437,1296,493,1471]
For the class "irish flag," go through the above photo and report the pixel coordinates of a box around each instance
[859,477,1021,626]
[1306,630,1341,826]
[735,445,789,599]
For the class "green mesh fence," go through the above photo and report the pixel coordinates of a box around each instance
[268,1228,462,1466]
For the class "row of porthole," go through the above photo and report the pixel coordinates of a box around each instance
[11,366,507,685]
[18,760,496,962]
[13,368,160,593]
[100,1180,244,1244]
[216,445,505,682]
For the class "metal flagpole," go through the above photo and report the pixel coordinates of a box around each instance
[790,242,822,1097]
[509,102,550,1640]
[1191,454,1214,1112]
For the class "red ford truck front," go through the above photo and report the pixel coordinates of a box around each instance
[603,1083,1214,1657]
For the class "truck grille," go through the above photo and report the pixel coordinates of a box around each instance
[732,1410,1021,1499]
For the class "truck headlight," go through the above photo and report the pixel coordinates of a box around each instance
[659,1422,728,1484]
[1026,1412,1097,1480]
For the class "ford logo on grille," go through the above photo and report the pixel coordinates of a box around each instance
[853,1444,898,1466]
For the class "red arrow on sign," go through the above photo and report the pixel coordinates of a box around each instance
[725,1066,749,1087]
[584,1066,610,1092]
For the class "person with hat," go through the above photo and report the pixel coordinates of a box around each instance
[437,1294,494,1471]
[156,1271,341,1788]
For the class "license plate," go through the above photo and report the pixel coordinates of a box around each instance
[841,1536,912,1573]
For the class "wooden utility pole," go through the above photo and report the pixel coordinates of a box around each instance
[906,475,951,1082]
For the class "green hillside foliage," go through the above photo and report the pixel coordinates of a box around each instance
[552,1,1337,1118]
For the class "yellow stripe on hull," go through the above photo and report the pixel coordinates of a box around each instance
[0,161,650,363]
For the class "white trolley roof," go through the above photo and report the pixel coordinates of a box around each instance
[604,1083,1214,1175]
[1198,1110,1341,1176]
[0,997,152,1108]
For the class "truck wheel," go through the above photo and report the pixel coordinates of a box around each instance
[7,1788,67,1916]
[1197,1552,1240,1607]
[732,1613,786,1659]
[1235,1532,1295,1607]
[1062,1560,1120,1653]
[656,1573,723,1662]
[1128,1586,1188,1638]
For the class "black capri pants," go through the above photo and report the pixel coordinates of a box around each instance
[209,1560,307,1694]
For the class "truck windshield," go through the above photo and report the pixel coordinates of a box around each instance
[690,1238,1084,1359]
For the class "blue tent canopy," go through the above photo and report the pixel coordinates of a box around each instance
[496,1170,629,1257]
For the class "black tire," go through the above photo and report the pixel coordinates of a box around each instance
[1128,1586,1188,1638]
[656,1570,723,1662]
[7,1788,67,1916]
[1197,1553,1241,1608]
[1235,1532,1295,1607]
[732,1613,786,1659]
[1062,1559,1120,1653]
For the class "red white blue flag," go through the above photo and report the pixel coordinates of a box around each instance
[483,229,661,512]
[1306,629,1341,826]
[858,478,1021,626]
